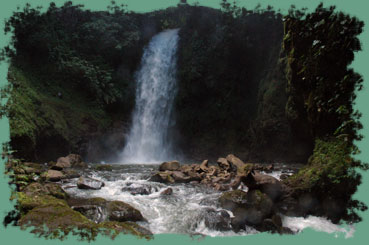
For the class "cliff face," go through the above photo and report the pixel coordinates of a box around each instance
[1,3,363,166]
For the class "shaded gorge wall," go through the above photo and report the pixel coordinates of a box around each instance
[3,3,313,163]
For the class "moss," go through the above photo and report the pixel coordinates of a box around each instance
[87,197,108,206]
[238,163,254,175]
[17,192,68,214]
[219,190,247,211]
[18,204,100,241]
[5,64,112,160]
[18,195,151,241]
[284,138,358,192]
[98,221,153,240]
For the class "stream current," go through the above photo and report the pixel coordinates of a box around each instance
[62,164,354,237]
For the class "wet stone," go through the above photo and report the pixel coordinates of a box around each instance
[77,177,105,190]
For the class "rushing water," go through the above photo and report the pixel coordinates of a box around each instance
[120,29,180,164]
[62,164,354,237]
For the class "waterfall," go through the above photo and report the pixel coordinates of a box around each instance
[120,29,180,163]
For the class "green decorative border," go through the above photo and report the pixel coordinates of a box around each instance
[1,0,368,244]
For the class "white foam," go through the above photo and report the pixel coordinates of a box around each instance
[282,215,355,238]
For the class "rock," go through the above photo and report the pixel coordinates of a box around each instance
[68,197,108,223]
[122,184,156,195]
[74,161,89,169]
[226,154,246,173]
[265,164,274,172]
[95,164,113,171]
[23,182,68,199]
[77,177,105,190]
[279,174,290,181]
[43,170,65,182]
[44,183,69,199]
[160,188,173,195]
[72,204,106,224]
[238,171,283,201]
[23,162,43,169]
[18,202,97,239]
[207,166,219,176]
[107,201,145,222]
[219,190,247,212]
[66,154,83,166]
[199,160,209,171]
[24,167,42,175]
[17,192,68,213]
[99,221,153,240]
[172,171,191,183]
[149,172,174,183]
[214,183,228,191]
[159,161,180,171]
[231,207,263,231]
[201,208,232,231]
[186,170,203,181]
[63,169,81,179]
[231,190,274,231]
[13,167,26,175]
[251,172,283,201]
[180,164,193,173]
[261,214,285,233]
[55,157,71,169]
[217,158,230,171]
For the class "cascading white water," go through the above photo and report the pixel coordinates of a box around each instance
[120,29,180,163]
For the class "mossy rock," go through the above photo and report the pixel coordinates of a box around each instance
[99,221,153,240]
[17,192,68,214]
[95,164,113,171]
[18,197,152,241]
[238,163,254,175]
[15,174,32,183]
[18,204,100,240]
[245,190,273,215]
[22,182,68,200]
[219,190,247,212]
[67,197,108,208]
[107,201,145,222]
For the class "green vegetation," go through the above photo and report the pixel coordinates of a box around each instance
[280,4,367,223]
[0,0,367,237]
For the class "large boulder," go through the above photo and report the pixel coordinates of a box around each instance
[69,197,108,224]
[77,177,105,190]
[226,154,246,173]
[18,203,98,239]
[149,172,175,183]
[159,161,180,171]
[171,171,192,183]
[66,154,83,165]
[219,190,247,212]
[99,221,153,240]
[63,169,81,179]
[107,201,145,222]
[17,192,68,213]
[43,170,65,182]
[200,208,232,231]
[23,182,68,199]
[246,172,283,201]
[54,157,71,170]
[231,190,274,231]
[217,158,231,171]
[61,154,88,168]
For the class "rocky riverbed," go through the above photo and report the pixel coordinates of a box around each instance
[5,154,354,239]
